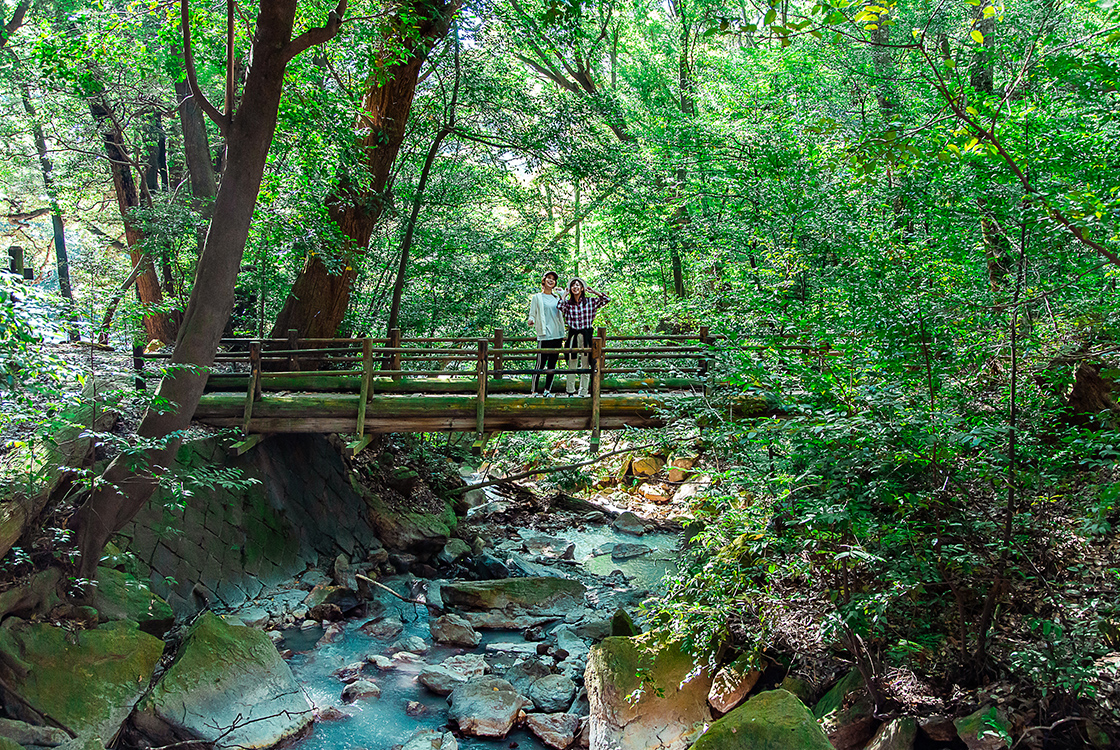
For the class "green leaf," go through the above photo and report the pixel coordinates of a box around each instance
[971,29,984,44]
[765,9,777,25]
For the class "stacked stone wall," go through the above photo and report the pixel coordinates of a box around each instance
[116,434,376,615]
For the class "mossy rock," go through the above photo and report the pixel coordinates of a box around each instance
[611,607,640,636]
[134,612,311,749]
[0,737,22,750]
[585,634,712,750]
[955,706,1011,750]
[361,486,456,555]
[5,620,163,742]
[91,566,173,636]
[780,676,814,705]
[812,668,862,719]
[692,689,832,750]
[441,577,586,613]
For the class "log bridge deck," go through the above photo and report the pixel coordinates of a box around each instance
[140,327,773,455]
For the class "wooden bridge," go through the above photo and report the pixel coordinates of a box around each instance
[140,327,775,455]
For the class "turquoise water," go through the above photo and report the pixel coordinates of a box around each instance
[283,590,549,750]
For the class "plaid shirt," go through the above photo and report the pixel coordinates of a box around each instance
[558,293,610,329]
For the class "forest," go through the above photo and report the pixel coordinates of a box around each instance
[1,0,1120,746]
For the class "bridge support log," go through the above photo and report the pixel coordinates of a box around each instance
[194,392,776,434]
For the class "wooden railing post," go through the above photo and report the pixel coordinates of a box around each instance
[389,328,402,382]
[8,246,23,276]
[590,334,604,453]
[243,341,262,434]
[475,338,488,446]
[287,328,300,371]
[698,325,710,377]
[357,338,373,437]
[132,345,145,390]
[493,328,504,380]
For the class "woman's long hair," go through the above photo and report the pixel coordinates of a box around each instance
[567,277,587,305]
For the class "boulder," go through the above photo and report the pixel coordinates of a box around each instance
[90,566,173,636]
[402,729,459,750]
[611,608,640,637]
[419,651,488,695]
[708,653,760,713]
[5,620,163,743]
[419,665,471,696]
[361,616,404,639]
[0,716,71,746]
[530,674,577,713]
[389,635,429,654]
[955,707,1012,750]
[918,715,958,743]
[505,657,552,694]
[438,538,472,565]
[341,679,381,702]
[636,483,671,503]
[866,717,918,750]
[447,677,528,738]
[522,533,576,559]
[460,611,557,630]
[302,585,359,615]
[525,713,580,750]
[813,670,877,750]
[611,543,651,560]
[691,689,831,750]
[0,737,20,750]
[332,554,357,590]
[133,612,311,749]
[611,512,646,536]
[630,456,665,477]
[430,613,481,647]
[361,488,454,555]
[441,577,586,613]
[779,676,814,705]
[585,635,712,750]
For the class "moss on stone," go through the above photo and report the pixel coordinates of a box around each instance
[441,577,586,612]
[8,620,163,738]
[692,689,832,750]
[91,566,173,635]
[812,668,862,720]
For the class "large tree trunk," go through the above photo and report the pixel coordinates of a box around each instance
[270,0,459,339]
[89,99,178,344]
[72,0,341,579]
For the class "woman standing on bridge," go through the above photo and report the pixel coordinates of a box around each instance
[527,271,565,396]
[558,278,610,398]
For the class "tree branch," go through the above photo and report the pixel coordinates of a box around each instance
[282,0,347,62]
[181,0,229,137]
[0,0,30,49]
[449,441,661,495]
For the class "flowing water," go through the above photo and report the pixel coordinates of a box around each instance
[278,498,681,750]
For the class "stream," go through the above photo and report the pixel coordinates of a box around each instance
[253,483,682,750]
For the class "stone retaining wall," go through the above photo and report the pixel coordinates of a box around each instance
[116,434,378,615]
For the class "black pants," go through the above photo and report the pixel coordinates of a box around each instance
[533,338,563,393]
[565,328,592,395]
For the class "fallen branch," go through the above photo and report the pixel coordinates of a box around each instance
[356,574,443,615]
[97,251,150,344]
[449,441,661,495]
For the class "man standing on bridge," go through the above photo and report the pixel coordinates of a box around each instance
[527,270,565,396]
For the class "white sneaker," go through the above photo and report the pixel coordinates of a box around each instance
[578,390,589,398]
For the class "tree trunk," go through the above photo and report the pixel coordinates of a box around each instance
[72,0,341,579]
[174,77,220,203]
[270,0,460,339]
[88,99,178,344]
[386,28,460,335]
[20,83,75,334]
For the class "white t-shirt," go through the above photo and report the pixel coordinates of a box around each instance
[528,292,564,340]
